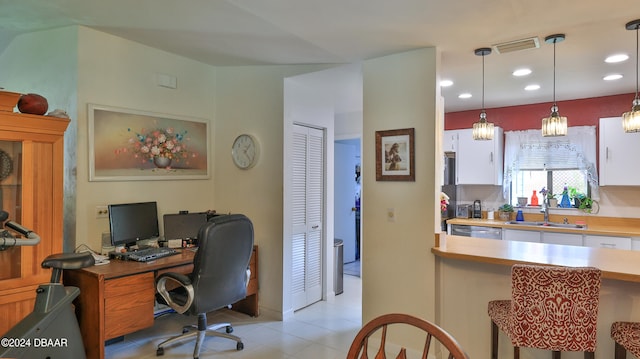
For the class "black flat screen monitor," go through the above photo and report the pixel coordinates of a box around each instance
[108,201,160,248]
[163,212,208,240]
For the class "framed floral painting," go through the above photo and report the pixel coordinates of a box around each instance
[88,104,210,181]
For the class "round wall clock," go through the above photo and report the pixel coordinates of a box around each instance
[231,134,259,169]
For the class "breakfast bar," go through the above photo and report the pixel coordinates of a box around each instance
[432,234,640,359]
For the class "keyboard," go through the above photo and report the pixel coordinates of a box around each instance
[112,247,179,262]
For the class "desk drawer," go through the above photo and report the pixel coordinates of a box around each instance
[104,272,155,339]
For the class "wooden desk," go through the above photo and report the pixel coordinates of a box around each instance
[63,246,258,359]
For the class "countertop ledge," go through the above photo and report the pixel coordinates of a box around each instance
[432,234,640,283]
[447,217,640,237]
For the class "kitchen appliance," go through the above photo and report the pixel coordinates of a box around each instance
[456,204,472,218]
[449,224,502,239]
[441,152,457,229]
[473,200,482,218]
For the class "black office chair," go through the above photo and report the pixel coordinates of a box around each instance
[155,213,254,359]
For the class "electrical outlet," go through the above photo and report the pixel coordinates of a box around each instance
[96,205,109,219]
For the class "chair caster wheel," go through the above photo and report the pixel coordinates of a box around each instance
[156,347,164,356]
[226,325,233,333]
[237,342,244,350]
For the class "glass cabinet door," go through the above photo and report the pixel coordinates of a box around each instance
[0,141,22,281]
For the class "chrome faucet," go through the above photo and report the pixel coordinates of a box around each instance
[540,198,550,224]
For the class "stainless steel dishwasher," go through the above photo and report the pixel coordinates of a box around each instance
[449,224,502,239]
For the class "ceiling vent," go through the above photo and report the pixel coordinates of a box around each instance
[493,37,540,54]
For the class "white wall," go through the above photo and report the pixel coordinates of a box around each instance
[74,27,217,250]
[362,47,440,348]
[214,64,331,318]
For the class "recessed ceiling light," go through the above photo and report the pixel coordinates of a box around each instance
[605,54,629,63]
[458,93,472,99]
[513,68,532,77]
[440,80,454,87]
[603,74,623,81]
[525,84,540,91]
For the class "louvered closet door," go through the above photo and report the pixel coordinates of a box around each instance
[291,124,324,311]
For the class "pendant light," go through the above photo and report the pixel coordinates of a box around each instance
[472,47,494,140]
[622,19,640,133]
[541,34,568,137]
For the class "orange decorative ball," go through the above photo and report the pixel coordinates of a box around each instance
[18,93,48,115]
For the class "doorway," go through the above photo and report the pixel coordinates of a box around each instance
[334,139,361,277]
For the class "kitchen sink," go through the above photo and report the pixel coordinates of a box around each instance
[505,221,586,229]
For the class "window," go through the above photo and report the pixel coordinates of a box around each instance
[511,169,589,205]
[503,126,598,205]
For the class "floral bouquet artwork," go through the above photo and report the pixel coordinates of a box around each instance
[118,127,196,170]
[89,105,209,181]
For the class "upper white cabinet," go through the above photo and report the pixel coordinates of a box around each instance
[455,127,504,185]
[442,129,460,153]
[599,117,640,186]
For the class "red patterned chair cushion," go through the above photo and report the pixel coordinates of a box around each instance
[488,300,511,333]
[488,264,601,353]
[611,321,640,357]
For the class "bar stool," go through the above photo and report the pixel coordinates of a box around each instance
[488,264,602,359]
[611,321,640,359]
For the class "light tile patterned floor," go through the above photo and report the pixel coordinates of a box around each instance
[105,275,362,359]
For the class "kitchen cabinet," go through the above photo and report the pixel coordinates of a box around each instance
[442,129,460,153]
[599,117,640,186]
[0,111,69,336]
[502,229,541,242]
[584,234,631,250]
[542,232,583,246]
[456,127,503,185]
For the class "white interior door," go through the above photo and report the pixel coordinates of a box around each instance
[291,124,324,310]
[334,142,357,263]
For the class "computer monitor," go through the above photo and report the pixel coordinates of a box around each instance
[108,201,160,248]
[163,212,208,240]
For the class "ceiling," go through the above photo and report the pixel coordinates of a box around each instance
[0,0,638,113]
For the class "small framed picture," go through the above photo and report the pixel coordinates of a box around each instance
[375,128,415,181]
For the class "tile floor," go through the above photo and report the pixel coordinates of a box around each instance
[105,274,362,359]
[343,260,360,277]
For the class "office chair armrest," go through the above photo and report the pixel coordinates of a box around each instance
[156,272,194,314]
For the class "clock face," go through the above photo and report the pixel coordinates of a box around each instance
[232,134,258,169]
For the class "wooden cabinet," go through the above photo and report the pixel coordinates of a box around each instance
[456,127,503,185]
[0,112,69,336]
[233,245,259,317]
[599,117,640,186]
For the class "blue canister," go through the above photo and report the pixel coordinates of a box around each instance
[516,209,524,221]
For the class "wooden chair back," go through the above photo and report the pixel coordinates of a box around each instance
[346,313,469,359]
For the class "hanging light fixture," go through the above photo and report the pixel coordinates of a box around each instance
[622,19,640,133]
[541,34,568,137]
[472,47,494,140]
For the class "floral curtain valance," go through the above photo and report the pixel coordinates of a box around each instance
[503,126,598,199]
